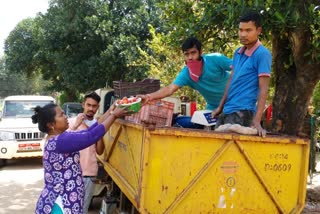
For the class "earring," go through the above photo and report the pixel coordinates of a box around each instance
[51,127,55,131]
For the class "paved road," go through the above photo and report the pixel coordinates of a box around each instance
[0,158,101,214]
[0,158,43,214]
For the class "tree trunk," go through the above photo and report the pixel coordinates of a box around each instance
[271,28,320,135]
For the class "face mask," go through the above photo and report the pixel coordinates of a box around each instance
[84,119,96,127]
[187,60,203,82]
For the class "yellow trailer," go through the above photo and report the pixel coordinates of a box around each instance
[98,119,309,214]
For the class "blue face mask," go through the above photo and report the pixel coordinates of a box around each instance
[84,118,96,127]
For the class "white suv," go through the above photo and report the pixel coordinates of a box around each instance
[0,95,55,166]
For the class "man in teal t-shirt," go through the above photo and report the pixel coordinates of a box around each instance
[139,37,232,110]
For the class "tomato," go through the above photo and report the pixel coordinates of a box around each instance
[117,96,139,106]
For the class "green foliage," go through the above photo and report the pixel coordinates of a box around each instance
[138,25,206,107]
[144,0,319,124]
[89,0,162,83]
[3,0,320,131]
[38,0,113,92]
[4,18,41,75]
[4,0,162,101]
[58,91,83,106]
[153,0,320,61]
[58,92,68,106]
[313,81,320,115]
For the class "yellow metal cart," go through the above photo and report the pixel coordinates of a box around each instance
[98,120,309,214]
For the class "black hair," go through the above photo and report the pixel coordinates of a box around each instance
[31,103,57,133]
[239,11,261,28]
[84,91,101,103]
[182,37,202,52]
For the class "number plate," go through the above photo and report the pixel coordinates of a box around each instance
[17,143,41,152]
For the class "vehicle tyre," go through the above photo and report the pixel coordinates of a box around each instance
[0,159,7,167]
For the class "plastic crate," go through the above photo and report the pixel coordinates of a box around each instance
[126,99,174,127]
[113,79,160,98]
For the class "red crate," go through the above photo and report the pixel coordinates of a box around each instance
[125,99,174,127]
[113,79,160,98]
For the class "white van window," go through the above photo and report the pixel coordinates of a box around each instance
[3,100,54,117]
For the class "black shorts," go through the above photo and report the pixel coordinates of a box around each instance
[216,110,254,128]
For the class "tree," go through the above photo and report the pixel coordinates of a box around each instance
[37,0,109,99]
[267,1,320,135]
[5,0,162,101]
[0,56,52,97]
[4,0,319,135]
[85,0,163,83]
[4,18,42,76]
[150,0,320,135]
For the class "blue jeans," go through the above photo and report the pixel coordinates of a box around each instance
[83,176,96,214]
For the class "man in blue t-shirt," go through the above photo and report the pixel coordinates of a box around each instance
[139,37,232,110]
[212,12,272,137]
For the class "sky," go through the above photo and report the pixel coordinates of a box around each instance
[0,0,49,56]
